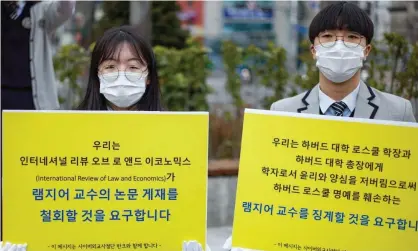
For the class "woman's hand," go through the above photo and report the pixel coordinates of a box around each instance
[0,242,27,251]
[182,240,211,251]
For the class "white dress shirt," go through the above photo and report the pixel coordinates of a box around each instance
[318,83,360,116]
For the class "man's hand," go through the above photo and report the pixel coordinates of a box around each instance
[43,1,76,32]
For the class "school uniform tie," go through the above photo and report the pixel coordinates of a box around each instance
[331,101,348,116]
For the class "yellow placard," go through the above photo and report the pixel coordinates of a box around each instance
[2,111,208,251]
[232,109,418,251]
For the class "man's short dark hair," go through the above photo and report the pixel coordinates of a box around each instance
[309,2,374,44]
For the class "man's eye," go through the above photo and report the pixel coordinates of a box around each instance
[321,34,332,38]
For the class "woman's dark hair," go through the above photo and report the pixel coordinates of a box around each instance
[309,1,374,44]
[77,25,163,111]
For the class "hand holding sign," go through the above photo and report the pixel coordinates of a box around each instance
[0,242,27,251]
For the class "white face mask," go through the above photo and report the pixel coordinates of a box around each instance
[315,41,366,83]
[99,72,146,108]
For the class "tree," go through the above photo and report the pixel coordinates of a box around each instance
[293,39,319,93]
[366,33,417,98]
[92,1,130,43]
[151,1,189,49]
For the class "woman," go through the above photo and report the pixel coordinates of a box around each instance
[75,26,210,251]
[77,25,163,111]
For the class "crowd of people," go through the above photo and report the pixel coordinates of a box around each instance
[1,1,416,251]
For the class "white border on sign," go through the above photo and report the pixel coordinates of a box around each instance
[244,108,418,128]
[1,110,208,115]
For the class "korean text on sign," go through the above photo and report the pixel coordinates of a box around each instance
[2,111,208,251]
[232,109,418,251]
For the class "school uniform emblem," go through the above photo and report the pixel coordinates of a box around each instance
[22,17,31,29]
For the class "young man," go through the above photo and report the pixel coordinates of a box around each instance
[270,1,416,122]
[224,2,415,251]
[1,1,75,110]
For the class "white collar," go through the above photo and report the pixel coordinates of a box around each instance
[318,83,360,113]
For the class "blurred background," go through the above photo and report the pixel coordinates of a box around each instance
[52,1,417,247]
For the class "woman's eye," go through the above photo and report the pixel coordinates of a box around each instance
[129,66,140,69]
[104,65,115,69]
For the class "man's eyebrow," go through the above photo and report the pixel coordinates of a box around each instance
[347,31,361,35]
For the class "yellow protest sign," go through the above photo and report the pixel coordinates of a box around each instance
[2,111,208,251]
[232,109,418,251]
